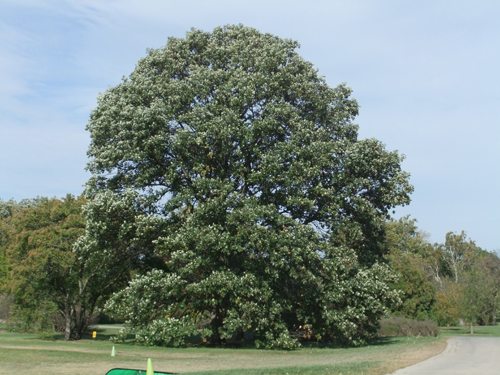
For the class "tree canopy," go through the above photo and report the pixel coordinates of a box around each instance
[384,216,436,321]
[2,196,88,338]
[84,25,413,348]
[1,195,140,340]
[383,216,500,331]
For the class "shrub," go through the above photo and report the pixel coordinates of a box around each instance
[378,316,439,337]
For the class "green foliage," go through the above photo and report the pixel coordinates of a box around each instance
[440,231,479,283]
[384,219,500,329]
[1,194,136,340]
[389,254,436,320]
[384,216,436,321]
[384,224,500,329]
[0,197,48,220]
[460,254,500,330]
[0,199,16,220]
[473,255,500,325]
[0,293,13,320]
[436,232,499,330]
[0,197,49,289]
[433,281,461,327]
[2,195,86,337]
[86,25,412,348]
[385,216,430,257]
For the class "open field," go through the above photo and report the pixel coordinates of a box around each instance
[0,324,449,375]
[2,323,500,374]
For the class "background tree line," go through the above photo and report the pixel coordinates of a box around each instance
[1,195,498,341]
[0,195,154,339]
[385,215,500,332]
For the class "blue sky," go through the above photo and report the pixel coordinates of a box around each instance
[0,0,498,250]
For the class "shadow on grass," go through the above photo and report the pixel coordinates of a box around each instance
[80,327,128,342]
[71,329,404,350]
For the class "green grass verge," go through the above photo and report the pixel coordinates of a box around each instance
[182,362,374,375]
[440,323,500,337]
[0,325,448,375]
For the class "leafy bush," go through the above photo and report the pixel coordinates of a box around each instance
[378,316,439,337]
[37,328,56,340]
[111,316,199,347]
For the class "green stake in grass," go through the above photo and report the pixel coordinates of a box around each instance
[146,358,154,375]
[111,346,116,357]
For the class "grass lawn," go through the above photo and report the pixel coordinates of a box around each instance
[0,324,448,375]
[440,323,500,337]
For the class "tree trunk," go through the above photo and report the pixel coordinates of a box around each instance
[470,321,474,335]
[209,306,224,345]
[64,307,72,340]
[73,301,89,340]
[234,328,244,341]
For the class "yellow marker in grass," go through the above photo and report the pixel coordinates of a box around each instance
[92,331,96,339]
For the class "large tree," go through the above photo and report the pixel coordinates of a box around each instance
[86,25,412,348]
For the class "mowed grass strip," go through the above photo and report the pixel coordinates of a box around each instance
[183,362,374,375]
[440,323,500,337]
[0,326,447,375]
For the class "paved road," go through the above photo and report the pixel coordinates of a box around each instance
[388,337,500,375]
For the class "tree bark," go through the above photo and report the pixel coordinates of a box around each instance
[64,305,72,340]
[209,305,224,345]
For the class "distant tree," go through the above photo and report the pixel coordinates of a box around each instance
[2,196,86,337]
[389,254,436,320]
[459,253,500,332]
[0,197,49,220]
[473,254,500,325]
[384,216,436,320]
[441,231,479,283]
[385,216,430,256]
[0,196,49,317]
[428,232,499,330]
[433,281,462,327]
[87,25,413,348]
[0,199,16,219]
[424,245,447,290]
[2,195,140,340]
[460,267,484,334]
[383,221,499,330]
